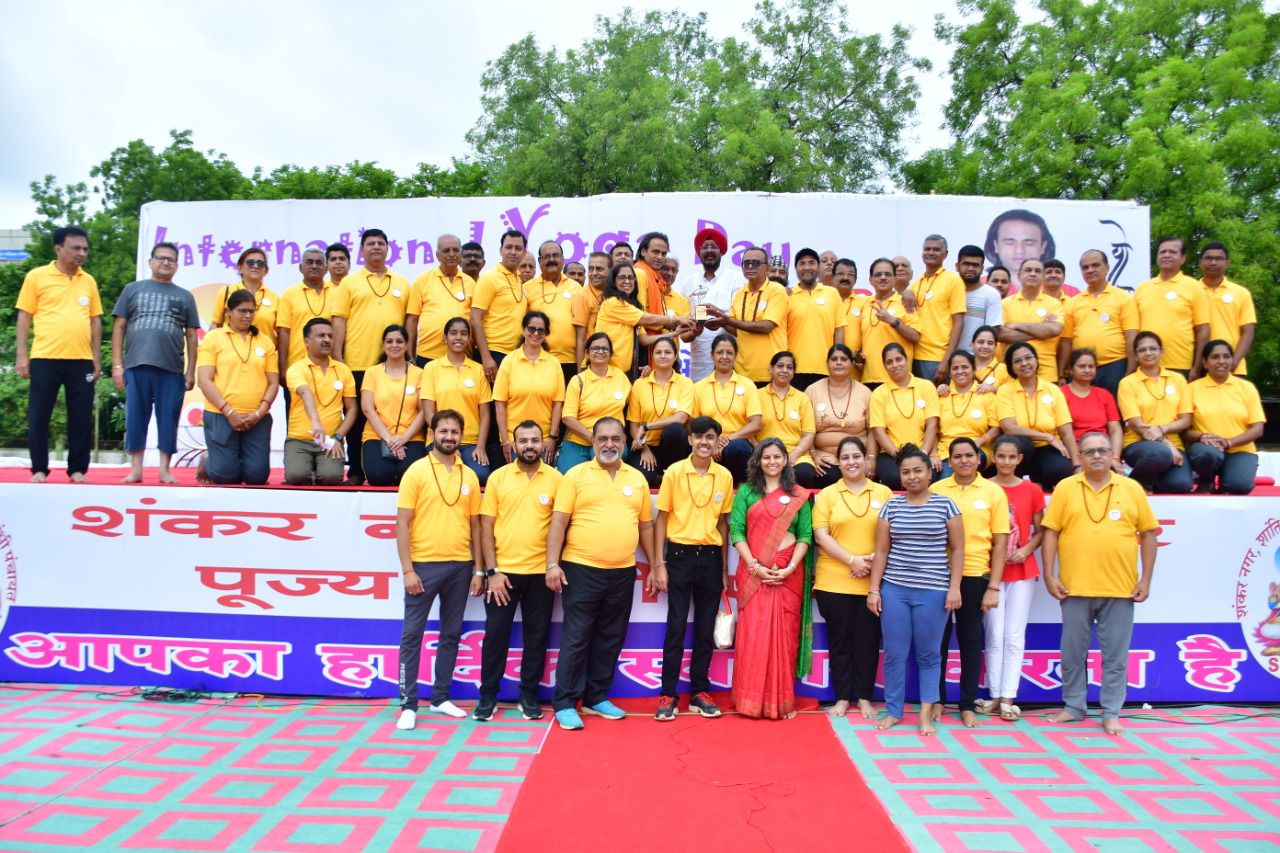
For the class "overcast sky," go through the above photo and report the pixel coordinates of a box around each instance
[1,0,971,227]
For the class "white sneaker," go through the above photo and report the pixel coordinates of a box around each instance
[395,709,416,730]
[427,700,466,719]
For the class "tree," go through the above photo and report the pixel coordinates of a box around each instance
[903,0,1280,391]
[469,0,927,194]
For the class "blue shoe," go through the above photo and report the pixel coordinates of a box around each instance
[582,700,626,720]
[555,708,584,730]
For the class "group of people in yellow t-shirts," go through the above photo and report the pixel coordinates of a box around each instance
[18,224,1268,735]
[176,226,1265,499]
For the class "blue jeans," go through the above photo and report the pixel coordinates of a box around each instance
[203,411,271,485]
[459,444,491,486]
[1187,443,1258,495]
[125,365,186,454]
[913,360,941,382]
[1122,441,1192,494]
[880,581,948,719]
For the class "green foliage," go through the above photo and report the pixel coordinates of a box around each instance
[469,0,927,194]
[902,0,1280,392]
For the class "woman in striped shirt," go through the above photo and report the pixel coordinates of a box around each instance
[868,444,964,735]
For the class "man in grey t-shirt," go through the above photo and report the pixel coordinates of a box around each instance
[111,242,201,483]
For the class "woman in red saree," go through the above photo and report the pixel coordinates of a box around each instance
[729,437,814,719]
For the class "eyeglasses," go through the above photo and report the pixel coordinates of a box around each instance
[525,326,547,335]
[588,346,611,354]
[152,256,179,264]
[1081,448,1111,457]
[741,259,763,268]
[1135,346,1160,354]
[243,259,268,269]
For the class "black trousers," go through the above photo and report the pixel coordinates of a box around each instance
[661,543,724,696]
[398,561,471,711]
[345,370,367,480]
[1010,437,1074,490]
[479,573,555,700]
[939,576,988,712]
[362,440,427,486]
[815,590,881,702]
[793,372,825,391]
[634,423,691,488]
[28,358,94,476]
[553,561,634,710]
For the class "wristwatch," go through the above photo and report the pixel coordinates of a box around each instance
[484,568,499,578]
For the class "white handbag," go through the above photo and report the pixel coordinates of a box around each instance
[713,591,736,650]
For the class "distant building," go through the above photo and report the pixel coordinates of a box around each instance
[0,230,31,263]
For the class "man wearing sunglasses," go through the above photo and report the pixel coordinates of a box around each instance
[705,246,788,385]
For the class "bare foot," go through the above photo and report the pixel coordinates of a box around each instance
[1046,710,1079,724]
[158,471,179,485]
[919,719,937,736]
[122,471,143,484]
[930,704,943,723]
[195,459,211,484]
[783,710,797,720]
[1103,717,1124,736]
[875,715,902,730]
[858,699,876,719]
[961,709,982,728]
[827,700,850,718]
[69,472,88,483]
[30,472,47,483]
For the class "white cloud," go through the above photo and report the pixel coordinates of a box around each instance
[0,0,959,227]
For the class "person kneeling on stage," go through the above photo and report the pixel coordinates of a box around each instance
[474,420,564,722]
[546,417,662,730]
[196,289,278,485]
[284,318,356,485]
[395,410,483,730]
[654,416,734,721]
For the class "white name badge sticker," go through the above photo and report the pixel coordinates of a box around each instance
[917,399,927,409]
[852,309,862,317]
[779,495,791,505]
[262,297,272,307]
[1042,394,1054,405]
[925,292,935,300]
[669,400,679,409]
[566,291,575,300]
[614,390,624,400]
[333,380,344,390]
[406,385,416,395]
[461,485,471,496]
[871,500,883,509]
[622,486,634,497]
[464,378,475,389]
[78,295,90,306]
[456,290,465,299]
[714,492,724,503]
[972,409,983,419]
[1166,385,1177,396]
[1036,307,1046,318]
[816,298,826,305]
[1166,291,1177,300]
[816,402,827,412]
[1109,508,1122,521]
[789,410,800,420]
[1100,312,1111,323]
[735,386,746,396]
[1223,293,1233,303]
[392,289,402,298]
[255,347,266,358]
[759,300,767,311]
[974,500,987,510]
[539,494,550,505]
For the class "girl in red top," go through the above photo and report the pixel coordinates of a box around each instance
[983,435,1045,720]
[1061,348,1123,472]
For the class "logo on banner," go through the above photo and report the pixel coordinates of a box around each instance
[1234,516,1280,677]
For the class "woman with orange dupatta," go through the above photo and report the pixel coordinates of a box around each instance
[729,437,815,719]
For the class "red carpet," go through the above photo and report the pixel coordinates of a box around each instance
[497,696,907,853]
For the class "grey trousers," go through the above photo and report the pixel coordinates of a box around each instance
[398,561,472,711]
[1059,596,1135,720]
[283,437,346,485]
